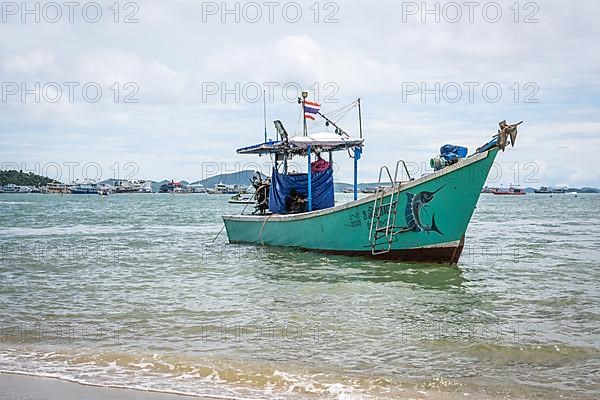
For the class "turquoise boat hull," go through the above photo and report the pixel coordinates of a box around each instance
[223,148,499,264]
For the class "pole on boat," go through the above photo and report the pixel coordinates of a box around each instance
[307,145,312,212]
[263,90,268,142]
[301,90,308,137]
[358,97,363,139]
[353,149,358,201]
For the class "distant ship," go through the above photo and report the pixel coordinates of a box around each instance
[0,184,32,193]
[70,183,98,194]
[112,179,148,193]
[491,185,526,195]
[535,186,566,194]
[42,183,70,194]
[159,180,182,193]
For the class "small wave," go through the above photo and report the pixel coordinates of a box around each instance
[0,349,375,399]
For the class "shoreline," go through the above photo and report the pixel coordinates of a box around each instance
[0,371,508,400]
[0,372,216,400]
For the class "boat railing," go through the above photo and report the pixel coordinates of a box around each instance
[395,160,412,182]
[376,160,413,186]
[377,165,395,187]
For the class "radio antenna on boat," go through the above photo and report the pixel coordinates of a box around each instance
[263,90,268,142]
[358,98,363,139]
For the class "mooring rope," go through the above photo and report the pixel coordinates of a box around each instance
[259,215,273,246]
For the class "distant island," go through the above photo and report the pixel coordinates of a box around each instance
[0,170,57,186]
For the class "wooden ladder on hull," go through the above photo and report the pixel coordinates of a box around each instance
[369,160,412,255]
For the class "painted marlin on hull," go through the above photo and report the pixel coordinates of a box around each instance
[403,186,444,234]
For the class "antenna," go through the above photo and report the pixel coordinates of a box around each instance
[358,98,363,139]
[263,90,267,142]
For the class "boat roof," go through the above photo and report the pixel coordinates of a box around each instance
[236,132,364,155]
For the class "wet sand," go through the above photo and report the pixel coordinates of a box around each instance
[0,372,491,400]
[0,373,208,400]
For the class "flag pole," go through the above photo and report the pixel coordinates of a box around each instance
[301,90,308,137]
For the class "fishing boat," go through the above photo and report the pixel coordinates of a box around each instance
[491,185,526,195]
[222,93,523,264]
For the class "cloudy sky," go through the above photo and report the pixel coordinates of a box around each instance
[1,0,599,187]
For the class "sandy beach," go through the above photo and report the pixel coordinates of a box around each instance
[0,373,207,400]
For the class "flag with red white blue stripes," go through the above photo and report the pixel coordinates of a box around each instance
[303,100,321,121]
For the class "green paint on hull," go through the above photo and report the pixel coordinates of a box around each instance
[223,149,498,263]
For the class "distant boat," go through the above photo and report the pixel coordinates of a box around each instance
[171,187,190,194]
[97,184,111,195]
[41,183,69,194]
[229,193,255,204]
[188,184,207,193]
[106,179,151,193]
[1,184,18,193]
[341,188,355,193]
[159,180,183,193]
[491,185,526,195]
[70,183,98,194]
[208,182,245,194]
[1,184,40,193]
[535,186,566,194]
[0,184,32,193]
[138,180,153,193]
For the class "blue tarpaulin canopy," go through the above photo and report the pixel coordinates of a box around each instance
[236,133,363,156]
[269,168,334,214]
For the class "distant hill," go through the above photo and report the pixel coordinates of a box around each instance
[0,170,57,186]
[193,170,266,188]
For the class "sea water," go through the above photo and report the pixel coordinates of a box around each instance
[0,193,598,399]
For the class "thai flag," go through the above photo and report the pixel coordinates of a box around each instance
[303,100,320,121]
